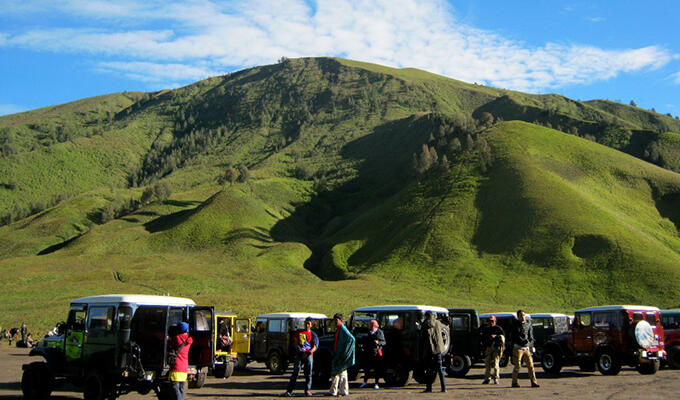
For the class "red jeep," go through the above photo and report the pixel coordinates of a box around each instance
[541,305,665,375]
[661,310,680,368]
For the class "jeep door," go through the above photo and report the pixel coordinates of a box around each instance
[64,305,87,376]
[131,306,168,369]
[267,319,287,357]
[189,306,214,369]
[253,319,267,360]
[233,319,251,355]
[82,304,117,372]
[449,312,478,357]
[573,312,594,356]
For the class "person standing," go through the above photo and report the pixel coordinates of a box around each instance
[329,313,355,397]
[481,315,505,385]
[20,322,27,344]
[169,322,193,400]
[359,319,386,390]
[510,310,539,388]
[419,311,447,393]
[284,317,319,397]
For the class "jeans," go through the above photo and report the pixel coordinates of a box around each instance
[287,355,313,393]
[171,381,185,400]
[425,354,446,392]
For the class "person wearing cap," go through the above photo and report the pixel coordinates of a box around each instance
[169,322,193,400]
[283,317,319,397]
[480,315,505,384]
[359,319,386,390]
[329,313,355,397]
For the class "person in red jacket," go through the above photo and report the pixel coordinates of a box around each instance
[169,322,193,400]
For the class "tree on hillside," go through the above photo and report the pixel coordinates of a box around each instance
[153,182,172,202]
[236,165,249,183]
[630,100,637,107]
[478,112,494,128]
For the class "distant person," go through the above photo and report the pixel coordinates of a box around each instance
[20,322,27,344]
[419,311,447,393]
[359,319,386,390]
[283,317,319,397]
[217,319,232,351]
[329,313,355,397]
[480,315,505,384]
[510,310,539,388]
[25,333,34,348]
[168,322,193,400]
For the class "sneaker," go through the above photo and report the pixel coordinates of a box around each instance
[305,391,313,396]
[482,379,490,384]
[492,379,499,385]
[281,392,293,397]
[374,384,380,390]
[422,388,433,393]
[531,382,540,388]
[359,383,369,389]
[512,383,520,388]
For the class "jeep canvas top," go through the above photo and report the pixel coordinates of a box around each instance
[255,312,328,320]
[352,305,449,314]
[70,294,196,306]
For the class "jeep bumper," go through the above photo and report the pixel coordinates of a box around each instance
[639,350,665,361]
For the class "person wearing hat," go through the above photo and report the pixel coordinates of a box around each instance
[283,317,319,397]
[169,322,193,400]
[329,313,355,397]
[480,315,505,384]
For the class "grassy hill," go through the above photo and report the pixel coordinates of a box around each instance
[1,57,680,331]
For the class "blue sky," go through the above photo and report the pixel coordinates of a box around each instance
[1,0,678,117]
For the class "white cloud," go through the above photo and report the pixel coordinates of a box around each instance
[0,0,674,92]
[587,16,605,23]
[96,61,219,84]
[0,104,28,116]
[672,72,680,84]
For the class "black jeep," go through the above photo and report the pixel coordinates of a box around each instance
[21,295,214,400]
[444,308,482,377]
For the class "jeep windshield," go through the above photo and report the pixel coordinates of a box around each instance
[290,317,329,335]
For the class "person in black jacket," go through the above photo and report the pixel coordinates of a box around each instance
[480,315,505,384]
[509,310,539,388]
[359,319,386,389]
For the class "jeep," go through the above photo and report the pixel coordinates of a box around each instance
[212,312,250,379]
[529,313,570,358]
[249,312,331,375]
[347,305,450,387]
[443,308,481,377]
[541,305,666,375]
[21,294,214,400]
[660,310,680,368]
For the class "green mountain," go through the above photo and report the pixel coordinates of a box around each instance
[1,57,680,329]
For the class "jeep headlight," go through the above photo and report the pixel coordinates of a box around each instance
[144,371,155,381]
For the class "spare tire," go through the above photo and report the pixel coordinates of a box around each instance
[634,321,656,349]
[440,325,451,356]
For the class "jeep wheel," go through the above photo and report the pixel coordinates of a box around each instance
[669,345,680,369]
[21,362,53,400]
[189,367,208,388]
[267,351,287,374]
[83,372,114,400]
[235,354,248,370]
[541,349,563,374]
[445,354,471,377]
[636,360,660,375]
[383,362,411,387]
[214,365,226,379]
[596,349,621,376]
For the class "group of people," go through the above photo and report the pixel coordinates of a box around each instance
[165,309,540,399]
[1,322,32,347]
[481,310,540,388]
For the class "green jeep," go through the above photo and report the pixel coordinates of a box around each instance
[21,295,214,400]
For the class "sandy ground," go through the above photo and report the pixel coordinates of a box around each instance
[1,345,678,399]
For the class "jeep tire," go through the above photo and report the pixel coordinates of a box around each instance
[541,349,563,374]
[445,354,471,377]
[83,372,114,400]
[235,354,248,370]
[636,360,660,375]
[267,351,287,374]
[21,362,53,400]
[596,349,621,375]
[189,367,208,388]
[669,345,680,369]
[383,362,411,387]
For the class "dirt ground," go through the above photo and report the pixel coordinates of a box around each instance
[1,345,679,399]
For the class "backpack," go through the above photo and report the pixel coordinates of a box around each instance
[167,338,189,368]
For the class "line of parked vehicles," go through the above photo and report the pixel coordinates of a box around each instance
[20,295,679,400]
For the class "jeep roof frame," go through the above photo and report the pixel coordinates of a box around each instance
[256,312,328,320]
[352,305,449,313]
[70,294,196,306]
[577,305,660,313]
